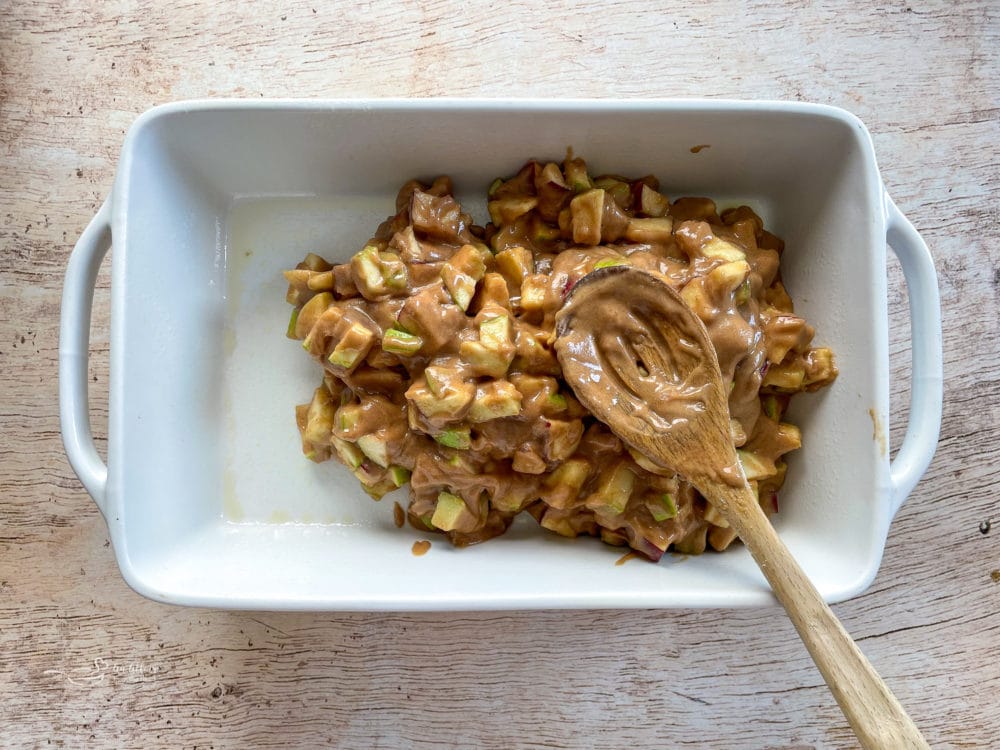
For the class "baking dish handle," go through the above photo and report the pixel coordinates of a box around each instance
[59,200,111,515]
[884,193,943,516]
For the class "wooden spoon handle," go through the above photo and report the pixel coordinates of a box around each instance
[714,484,930,749]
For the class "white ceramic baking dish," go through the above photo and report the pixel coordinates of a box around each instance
[59,99,942,610]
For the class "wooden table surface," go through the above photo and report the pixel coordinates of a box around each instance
[2,2,998,748]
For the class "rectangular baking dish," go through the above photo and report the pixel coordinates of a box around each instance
[59,99,942,610]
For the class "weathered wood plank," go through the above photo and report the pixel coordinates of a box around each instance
[1,1,998,748]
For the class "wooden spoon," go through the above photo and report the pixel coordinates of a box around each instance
[554,266,929,750]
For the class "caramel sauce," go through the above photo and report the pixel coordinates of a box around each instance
[411,540,432,556]
[615,551,640,566]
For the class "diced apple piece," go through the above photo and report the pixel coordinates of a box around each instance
[626,446,673,476]
[350,245,384,297]
[434,427,472,450]
[593,256,627,270]
[708,526,739,551]
[405,375,474,419]
[301,253,332,272]
[301,306,345,357]
[327,321,375,371]
[803,347,838,389]
[702,237,746,262]
[570,188,628,245]
[459,340,512,378]
[295,402,309,433]
[392,226,450,264]
[332,437,365,469]
[388,465,411,488]
[542,457,592,509]
[519,274,547,313]
[728,218,759,252]
[557,207,573,237]
[670,196,718,222]
[396,287,466,354]
[410,190,462,239]
[382,327,423,356]
[351,245,410,299]
[765,280,795,312]
[635,183,670,217]
[283,269,311,305]
[495,246,533,290]
[512,448,547,474]
[536,162,568,190]
[509,373,555,407]
[468,380,523,422]
[600,528,629,547]
[492,483,535,514]
[542,418,584,462]
[640,532,671,555]
[346,367,405,395]
[531,218,562,245]
[735,278,752,306]
[302,386,335,444]
[679,278,711,318]
[623,217,674,244]
[589,461,635,515]
[478,273,511,310]
[762,362,806,392]
[545,393,567,412]
[491,160,539,200]
[730,418,747,447]
[487,196,538,226]
[539,511,577,538]
[703,502,729,528]
[478,313,512,352]
[570,189,604,246]
[391,225,424,262]
[593,176,632,209]
[534,162,572,222]
[406,402,421,431]
[563,157,593,193]
[776,422,802,451]
[441,244,488,311]
[737,449,774,481]
[649,493,678,522]
[306,270,335,291]
[294,291,333,340]
[353,466,396,501]
[379,252,408,292]
[721,205,764,233]
[707,260,751,296]
[423,365,452,397]
[336,402,363,433]
[445,452,476,472]
[510,326,559,374]
[761,394,783,421]
[356,433,390,468]
[431,491,469,532]
[283,269,311,287]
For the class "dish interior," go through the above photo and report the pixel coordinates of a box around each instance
[111,103,889,608]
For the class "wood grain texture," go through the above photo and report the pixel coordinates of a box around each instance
[1,1,998,748]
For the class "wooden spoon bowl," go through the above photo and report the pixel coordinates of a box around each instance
[554,266,928,750]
